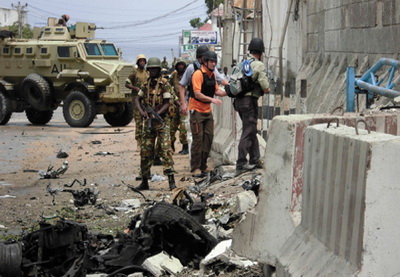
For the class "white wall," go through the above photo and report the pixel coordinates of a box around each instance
[0,7,27,27]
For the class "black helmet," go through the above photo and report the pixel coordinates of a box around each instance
[196,45,210,59]
[202,51,218,63]
[248,38,265,53]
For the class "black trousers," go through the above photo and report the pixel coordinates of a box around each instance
[234,96,260,168]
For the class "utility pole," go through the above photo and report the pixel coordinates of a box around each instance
[221,0,233,70]
[11,2,28,38]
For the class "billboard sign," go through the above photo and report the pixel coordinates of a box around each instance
[190,30,218,45]
[182,30,191,45]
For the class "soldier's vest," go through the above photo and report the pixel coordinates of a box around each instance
[142,76,167,109]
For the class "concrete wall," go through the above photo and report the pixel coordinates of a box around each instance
[211,96,267,165]
[277,124,400,276]
[216,0,400,160]
[301,0,400,113]
[263,0,400,115]
[232,111,400,266]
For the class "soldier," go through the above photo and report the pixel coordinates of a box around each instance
[134,57,176,191]
[57,14,70,26]
[161,56,168,69]
[172,57,177,68]
[169,58,189,154]
[125,54,149,150]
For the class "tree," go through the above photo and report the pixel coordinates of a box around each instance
[8,22,33,39]
[205,0,224,14]
[190,18,204,29]
[188,0,224,29]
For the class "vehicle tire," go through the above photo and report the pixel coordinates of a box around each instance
[63,89,96,127]
[25,108,53,125]
[0,242,22,277]
[0,90,12,125]
[22,73,53,111]
[103,102,134,127]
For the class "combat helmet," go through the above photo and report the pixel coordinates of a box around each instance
[146,57,162,68]
[174,58,187,70]
[136,54,147,65]
[196,45,210,59]
[202,51,218,63]
[248,38,265,53]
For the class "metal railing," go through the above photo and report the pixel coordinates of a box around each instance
[346,58,400,112]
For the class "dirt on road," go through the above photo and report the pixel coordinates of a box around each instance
[0,110,254,237]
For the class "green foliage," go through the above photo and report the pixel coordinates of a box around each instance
[205,0,224,14]
[188,0,224,28]
[8,22,33,39]
[190,17,204,28]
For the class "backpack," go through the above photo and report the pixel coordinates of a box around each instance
[226,58,255,98]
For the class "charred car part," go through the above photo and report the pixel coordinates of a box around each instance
[240,175,261,197]
[38,161,69,179]
[171,188,207,224]
[47,183,99,207]
[64,187,99,207]
[0,202,218,276]
[0,220,89,277]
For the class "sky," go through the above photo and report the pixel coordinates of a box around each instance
[1,0,209,63]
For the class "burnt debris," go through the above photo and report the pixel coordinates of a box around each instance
[46,179,99,207]
[0,202,218,276]
[38,161,69,179]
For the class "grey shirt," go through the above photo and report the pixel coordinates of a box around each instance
[179,60,225,87]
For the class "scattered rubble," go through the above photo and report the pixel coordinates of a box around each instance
[0,163,263,276]
[0,194,16,199]
[38,160,69,179]
[46,179,99,207]
[200,239,257,274]
[56,149,69,158]
[142,251,183,276]
[94,151,114,156]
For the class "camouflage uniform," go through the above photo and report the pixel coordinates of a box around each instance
[138,77,175,179]
[126,67,149,144]
[161,59,168,69]
[169,70,188,150]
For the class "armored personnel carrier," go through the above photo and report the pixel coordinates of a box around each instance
[0,21,135,127]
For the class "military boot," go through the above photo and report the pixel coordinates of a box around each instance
[168,175,177,190]
[135,178,149,190]
[179,144,189,155]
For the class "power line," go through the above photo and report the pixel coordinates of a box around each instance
[103,0,199,29]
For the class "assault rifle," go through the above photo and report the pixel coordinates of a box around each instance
[144,104,165,128]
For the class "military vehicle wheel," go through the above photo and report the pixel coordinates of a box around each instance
[104,102,134,127]
[26,108,53,125]
[22,73,53,111]
[0,90,12,125]
[63,89,96,127]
